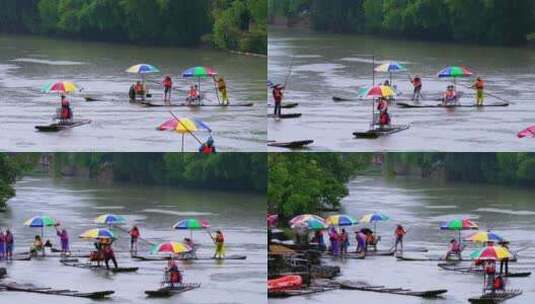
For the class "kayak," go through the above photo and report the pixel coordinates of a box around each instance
[396,101,509,108]
[35,119,91,132]
[268,113,302,119]
[354,125,410,139]
[268,102,299,109]
[268,140,313,149]
[145,283,201,298]
[268,275,303,291]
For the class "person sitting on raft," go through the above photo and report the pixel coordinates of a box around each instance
[410,75,423,102]
[165,259,183,287]
[133,81,146,101]
[213,230,225,259]
[445,238,462,260]
[443,85,459,105]
[30,235,44,257]
[187,85,201,104]
[163,76,173,104]
[55,225,70,256]
[59,95,73,124]
[199,136,216,154]
[214,76,229,105]
[183,237,197,258]
[377,97,391,128]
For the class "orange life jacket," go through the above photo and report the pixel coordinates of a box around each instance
[273,88,283,102]
[189,88,199,97]
[475,80,484,90]
[412,78,422,88]
[201,145,215,154]
[216,233,224,244]
[134,84,144,94]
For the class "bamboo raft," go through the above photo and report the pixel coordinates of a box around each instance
[338,280,448,298]
[132,254,246,261]
[0,282,114,299]
[468,289,522,303]
[438,263,531,277]
[268,286,338,298]
[61,261,138,273]
[145,283,201,298]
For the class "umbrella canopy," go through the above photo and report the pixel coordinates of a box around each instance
[126,64,160,74]
[360,212,390,223]
[24,215,56,227]
[375,62,407,73]
[289,214,325,226]
[361,85,396,98]
[470,245,512,261]
[173,218,210,230]
[465,231,504,244]
[95,214,126,225]
[440,219,479,231]
[517,126,535,138]
[41,81,78,94]
[79,228,115,240]
[290,218,328,231]
[182,66,217,78]
[267,214,279,228]
[325,214,358,226]
[151,241,192,255]
[437,66,474,83]
[158,117,212,134]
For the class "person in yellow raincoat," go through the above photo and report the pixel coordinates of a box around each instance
[213,230,225,259]
[471,77,485,106]
[214,76,229,105]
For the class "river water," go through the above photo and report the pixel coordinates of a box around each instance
[0,34,266,152]
[271,175,535,304]
[268,28,535,151]
[0,175,266,304]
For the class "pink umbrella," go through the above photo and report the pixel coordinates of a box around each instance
[267,214,278,228]
[518,126,535,138]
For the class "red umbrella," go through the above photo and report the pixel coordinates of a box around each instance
[517,126,535,138]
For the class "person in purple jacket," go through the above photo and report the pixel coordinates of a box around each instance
[55,225,70,256]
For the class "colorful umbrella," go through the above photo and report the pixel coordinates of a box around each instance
[361,85,396,99]
[126,64,160,74]
[325,214,358,226]
[465,231,504,244]
[41,81,78,94]
[79,228,115,240]
[360,212,389,233]
[173,218,210,240]
[95,214,127,225]
[375,62,407,84]
[158,117,212,152]
[290,218,328,231]
[182,66,218,96]
[289,214,325,226]
[470,245,512,261]
[151,241,192,255]
[24,215,57,240]
[437,66,474,84]
[440,218,479,241]
[517,126,535,138]
[267,214,279,228]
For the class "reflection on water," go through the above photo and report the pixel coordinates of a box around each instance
[0,34,267,152]
[271,175,535,304]
[0,175,266,304]
[268,28,535,151]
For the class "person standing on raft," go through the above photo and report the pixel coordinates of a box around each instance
[213,230,225,259]
[5,229,13,261]
[165,259,183,287]
[471,77,485,106]
[409,75,423,102]
[163,76,173,105]
[59,95,73,124]
[377,97,391,128]
[393,225,407,255]
[272,84,285,118]
[214,76,229,105]
[55,225,70,256]
[129,225,140,255]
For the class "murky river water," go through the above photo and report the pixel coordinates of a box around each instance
[0,175,266,304]
[0,34,266,152]
[271,175,535,303]
[268,28,535,151]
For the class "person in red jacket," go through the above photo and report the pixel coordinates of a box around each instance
[163,76,173,104]
[129,225,140,254]
[199,136,216,154]
[272,84,285,118]
[377,97,391,128]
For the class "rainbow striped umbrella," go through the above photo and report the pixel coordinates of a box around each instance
[173,218,210,240]
[290,218,328,231]
[158,117,212,152]
[360,212,389,233]
[182,66,218,95]
[24,215,57,239]
[437,66,474,84]
[470,245,512,261]
[465,231,504,244]
[151,241,192,255]
[375,62,407,84]
[41,81,78,94]
[79,228,115,240]
[126,64,160,74]
[361,85,396,99]
[325,214,358,226]
[440,218,479,241]
[289,214,325,226]
[95,214,127,226]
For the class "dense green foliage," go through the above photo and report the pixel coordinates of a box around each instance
[269,0,535,45]
[0,153,40,208]
[52,153,266,192]
[0,0,266,54]
[268,153,372,218]
[385,153,535,185]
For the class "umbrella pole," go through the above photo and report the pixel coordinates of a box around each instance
[181,134,185,152]
[41,226,45,256]
[372,55,375,86]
